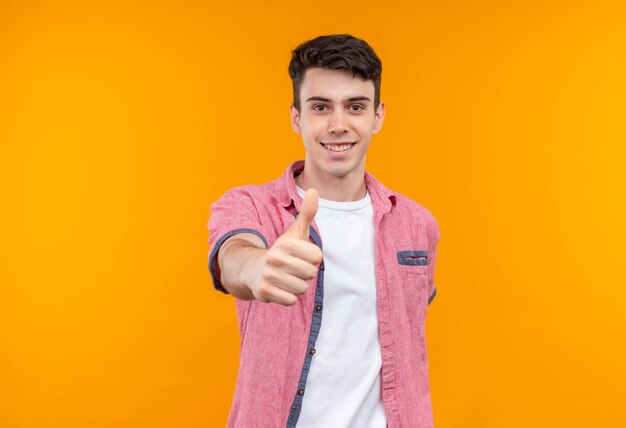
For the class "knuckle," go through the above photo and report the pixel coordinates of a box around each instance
[255,290,269,302]
[256,283,276,302]
[261,269,277,283]
[265,252,284,267]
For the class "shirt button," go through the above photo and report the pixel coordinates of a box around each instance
[315,304,322,311]
[309,348,316,355]
[298,388,305,396]
[320,260,325,271]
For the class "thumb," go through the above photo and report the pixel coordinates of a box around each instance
[289,188,319,240]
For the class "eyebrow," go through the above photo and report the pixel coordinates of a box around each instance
[305,96,372,103]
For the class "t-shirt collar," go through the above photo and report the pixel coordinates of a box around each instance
[275,160,397,214]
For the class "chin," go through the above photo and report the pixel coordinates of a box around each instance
[326,165,356,178]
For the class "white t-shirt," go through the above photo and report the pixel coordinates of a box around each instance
[295,186,386,428]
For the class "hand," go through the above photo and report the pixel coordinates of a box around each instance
[243,188,323,305]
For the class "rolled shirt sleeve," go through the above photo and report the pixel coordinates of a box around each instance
[426,213,440,305]
[207,187,270,294]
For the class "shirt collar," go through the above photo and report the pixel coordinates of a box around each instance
[275,160,397,213]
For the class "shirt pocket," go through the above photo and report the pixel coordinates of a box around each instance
[395,250,429,320]
[396,250,429,275]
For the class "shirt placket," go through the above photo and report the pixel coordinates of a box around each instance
[285,224,325,428]
[374,204,400,427]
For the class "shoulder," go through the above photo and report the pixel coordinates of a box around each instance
[392,191,441,242]
[213,182,275,205]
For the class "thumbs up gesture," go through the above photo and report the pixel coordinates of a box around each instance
[285,188,318,241]
[245,189,324,306]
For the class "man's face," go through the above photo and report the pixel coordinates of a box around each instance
[290,67,385,182]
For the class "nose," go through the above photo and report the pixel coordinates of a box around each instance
[328,109,348,134]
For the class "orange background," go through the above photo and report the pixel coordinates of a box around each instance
[2,1,625,427]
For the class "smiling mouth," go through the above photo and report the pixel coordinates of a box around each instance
[320,142,356,152]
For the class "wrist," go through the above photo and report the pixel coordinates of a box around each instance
[239,247,265,293]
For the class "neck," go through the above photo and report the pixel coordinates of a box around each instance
[295,160,367,202]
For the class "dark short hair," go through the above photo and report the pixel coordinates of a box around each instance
[288,34,382,111]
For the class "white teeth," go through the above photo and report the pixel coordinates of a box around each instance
[323,144,353,152]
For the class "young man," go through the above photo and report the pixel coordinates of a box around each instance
[208,34,440,428]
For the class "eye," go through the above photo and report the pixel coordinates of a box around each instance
[349,104,365,112]
[312,104,328,112]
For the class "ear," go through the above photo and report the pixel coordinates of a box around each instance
[372,102,385,134]
[290,104,302,135]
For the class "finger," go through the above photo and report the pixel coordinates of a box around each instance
[258,282,299,306]
[281,255,319,280]
[267,271,310,295]
[287,188,318,240]
[284,239,324,265]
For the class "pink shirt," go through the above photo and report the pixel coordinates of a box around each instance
[208,160,440,427]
